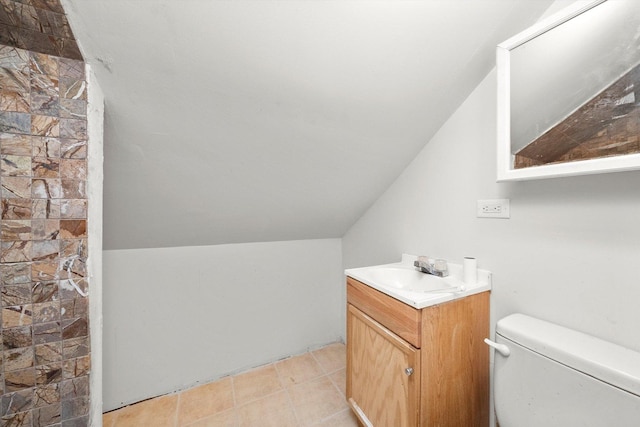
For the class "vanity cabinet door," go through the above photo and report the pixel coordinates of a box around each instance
[347,304,420,427]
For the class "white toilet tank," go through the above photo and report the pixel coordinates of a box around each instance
[492,314,640,427]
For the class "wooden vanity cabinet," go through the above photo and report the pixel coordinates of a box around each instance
[348,304,420,427]
[346,277,490,427]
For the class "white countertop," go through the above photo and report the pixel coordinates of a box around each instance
[345,254,492,309]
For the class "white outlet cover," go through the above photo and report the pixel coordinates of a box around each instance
[477,199,510,218]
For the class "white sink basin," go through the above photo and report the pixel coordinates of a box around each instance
[362,266,462,292]
[345,254,492,309]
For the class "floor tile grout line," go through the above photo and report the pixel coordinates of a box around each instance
[284,379,305,427]
[175,389,189,427]
[226,360,291,409]
[272,359,337,427]
[104,343,348,426]
[230,373,238,408]
[310,346,347,376]
[182,406,238,427]
[288,372,347,427]
[233,383,284,410]
[309,350,326,375]
[173,392,181,427]
[272,359,289,397]
[309,346,348,401]
[314,407,350,425]
[311,349,344,376]
[327,372,346,400]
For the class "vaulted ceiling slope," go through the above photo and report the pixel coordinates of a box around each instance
[62,0,552,250]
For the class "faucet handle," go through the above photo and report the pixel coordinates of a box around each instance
[414,257,429,270]
[434,259,447,271]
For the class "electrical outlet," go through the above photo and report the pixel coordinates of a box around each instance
[477,199,510,218]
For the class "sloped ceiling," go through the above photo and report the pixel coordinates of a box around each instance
[62,0,553,250]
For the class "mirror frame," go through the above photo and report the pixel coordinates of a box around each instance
[496,0,640,181]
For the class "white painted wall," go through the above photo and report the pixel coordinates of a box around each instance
[86,66,104,426]
[102,239,343,411]
[342,64,640,427]
[97,1,640,417]
[343,66,640,354]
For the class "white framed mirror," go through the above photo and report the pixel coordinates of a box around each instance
[497,0,640,181]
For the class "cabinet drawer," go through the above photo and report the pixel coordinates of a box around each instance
[347,277,421,348]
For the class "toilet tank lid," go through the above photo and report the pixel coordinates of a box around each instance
[496,313,640,397]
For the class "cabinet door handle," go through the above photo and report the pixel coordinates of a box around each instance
[404,367,414,376]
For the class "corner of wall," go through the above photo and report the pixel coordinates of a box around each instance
[86,64,105,426]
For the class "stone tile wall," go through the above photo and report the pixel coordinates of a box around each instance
[0,0,82,61]
[0,44,89,427]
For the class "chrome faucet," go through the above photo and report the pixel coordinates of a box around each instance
[414,256,449,277]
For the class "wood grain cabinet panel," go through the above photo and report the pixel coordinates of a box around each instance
[347,277,422,348]
[347,305,420,427]
[346,277,489,427]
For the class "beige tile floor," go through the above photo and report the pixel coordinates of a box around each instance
[103,343,359,427]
